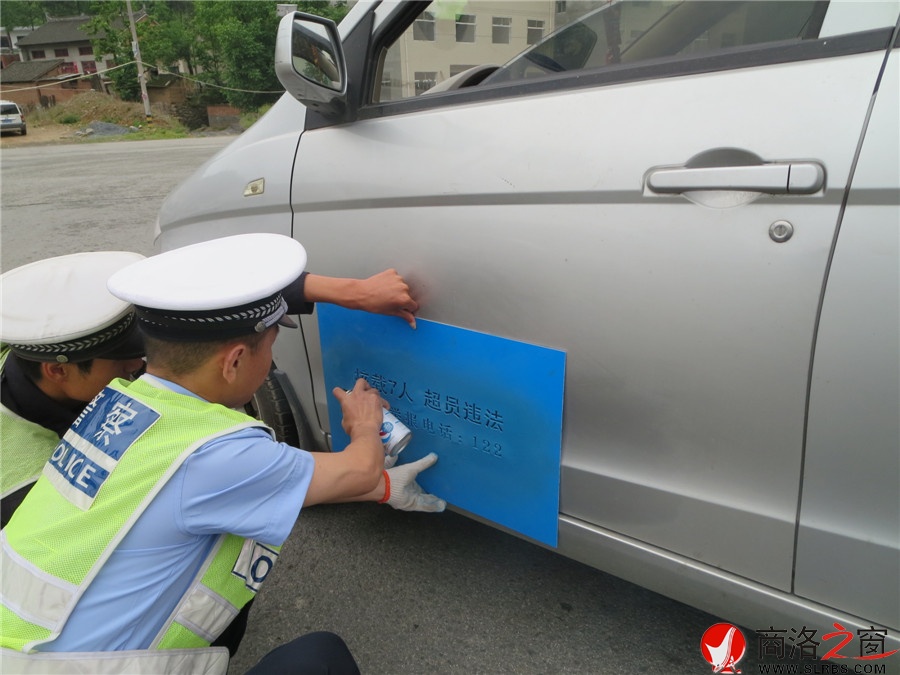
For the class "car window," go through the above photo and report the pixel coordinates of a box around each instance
[485,1,824,84]
[372,1,826,102]
[1,104,20,115]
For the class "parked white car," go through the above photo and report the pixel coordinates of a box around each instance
[0,100,26,136]
[156,0,900,650]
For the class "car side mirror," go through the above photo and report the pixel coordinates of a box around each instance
[275,12,347,120]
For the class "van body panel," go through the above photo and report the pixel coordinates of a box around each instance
[154,95,306,250]
[796,47,900,632]
[288,52,880,591]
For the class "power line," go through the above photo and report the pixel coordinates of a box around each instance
[141,64,284,95]
[0,60,137,94]
[2,60,285,96]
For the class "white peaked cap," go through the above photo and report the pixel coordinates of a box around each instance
[1,251,146,363]
[107,233,307,341]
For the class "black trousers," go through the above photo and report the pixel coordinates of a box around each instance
[212,599,254,656]
[243,631,360,675]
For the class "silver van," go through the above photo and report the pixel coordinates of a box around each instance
[156,0,900,648]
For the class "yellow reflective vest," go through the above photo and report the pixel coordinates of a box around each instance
[1,376,279,673]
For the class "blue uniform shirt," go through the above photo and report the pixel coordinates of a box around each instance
[38,375,316,652]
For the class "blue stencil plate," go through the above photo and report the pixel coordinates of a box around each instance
[318,305,565,546]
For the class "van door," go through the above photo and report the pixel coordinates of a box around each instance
[287,1,897,591]
[797,46,900,631]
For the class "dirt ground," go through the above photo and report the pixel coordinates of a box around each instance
[0,124,75,149]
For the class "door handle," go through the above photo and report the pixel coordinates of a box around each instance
[646,162,825,195]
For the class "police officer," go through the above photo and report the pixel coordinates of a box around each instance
[1,249,419,531]
[0,234,444,674]
[1,251,147,528]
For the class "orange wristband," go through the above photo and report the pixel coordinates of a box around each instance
[378,469,391,504]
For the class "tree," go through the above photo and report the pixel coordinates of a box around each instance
[138,1,198,75]
[295,1,350,24]
[39,1,94,17]
[2,0,45,52]
[85,0,140,101]
[187,1,351,110]
[191,1,281,110]
[36,0,353,111]
[2,1,46,29]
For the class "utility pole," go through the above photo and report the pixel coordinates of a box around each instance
[125,0,152,123]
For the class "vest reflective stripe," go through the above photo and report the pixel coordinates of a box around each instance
[0,349,61,501]
[174,584,237,644]
[154,534,278,649]
[1,376,275,653]
[0,533,76,631]
[161,535,239,645]
[1,646,229,674]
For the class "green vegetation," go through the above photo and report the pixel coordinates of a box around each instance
[79,124,191,143]
[5,1,351,139]
[239,103,272,130]
[20,91,274,144]
[84,1,350,110]
[6,1,350,112]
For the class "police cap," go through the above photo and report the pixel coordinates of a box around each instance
[107,233,307,341]
[0,251,146,363]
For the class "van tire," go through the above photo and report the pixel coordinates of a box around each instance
[246,366,313,449]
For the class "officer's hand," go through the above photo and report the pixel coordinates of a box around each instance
[357,269,418,329]
[333,379,385,440]
[383,453,446,512]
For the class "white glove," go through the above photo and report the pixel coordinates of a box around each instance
[381,453,446,512]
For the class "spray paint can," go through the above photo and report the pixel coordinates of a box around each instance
[380,409,412,457]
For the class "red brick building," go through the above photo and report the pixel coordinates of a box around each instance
[0,59,92,109]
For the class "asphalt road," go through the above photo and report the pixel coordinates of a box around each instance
[1,138,771,675]
[0,137,233,270]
